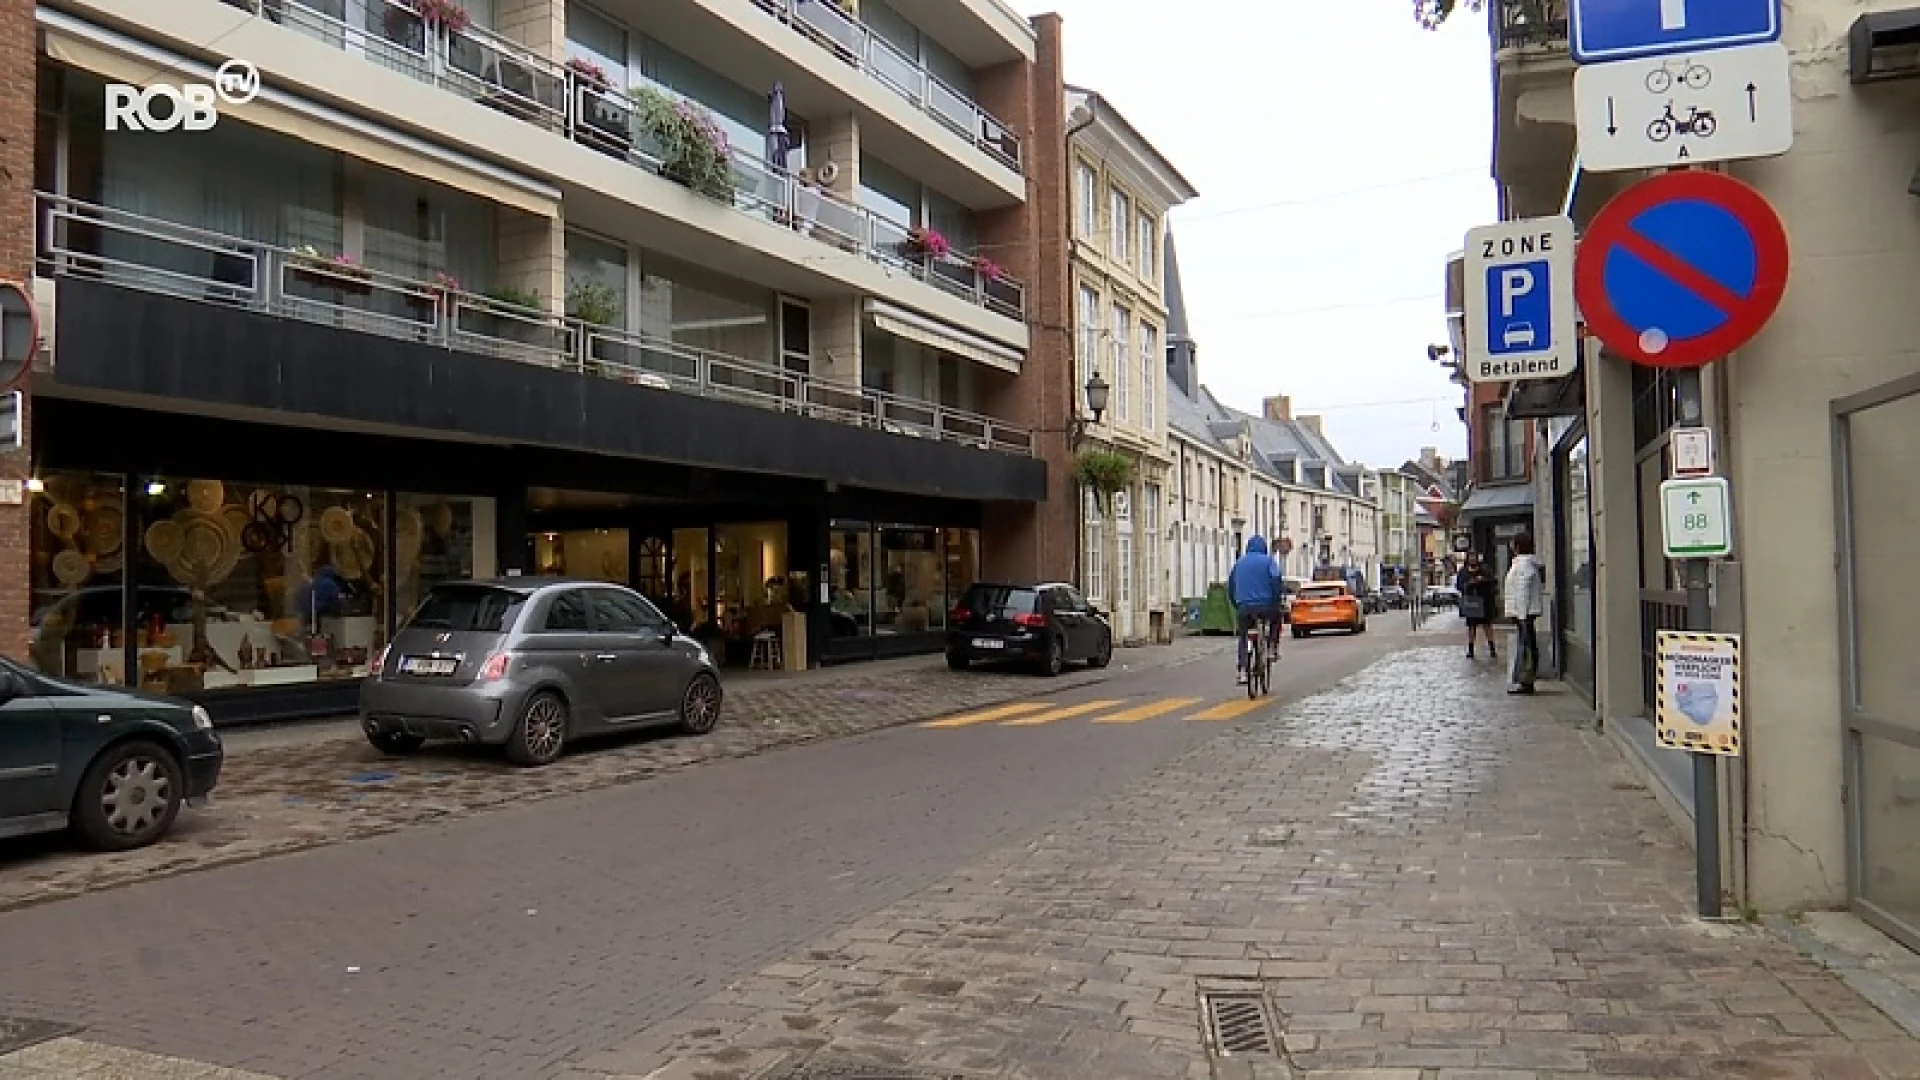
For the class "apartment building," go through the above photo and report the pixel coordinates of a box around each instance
[13,0,1079,721]
[1461,0,1920,946]
[1065,84,1195,646]
[1375,466,1424,588]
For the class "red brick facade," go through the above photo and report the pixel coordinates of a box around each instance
[976,14,1074,584]
[0,0,35,660]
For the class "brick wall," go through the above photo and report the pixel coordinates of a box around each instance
[0,0,35,660]
[976,14,1073,584]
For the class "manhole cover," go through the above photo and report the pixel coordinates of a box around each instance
[0,1016,80,1056]
[1201,991,1279,1056]
[759,1054,965,1080]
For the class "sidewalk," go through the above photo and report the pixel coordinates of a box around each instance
[0,639,1219,912]
[572,644,1920,1080]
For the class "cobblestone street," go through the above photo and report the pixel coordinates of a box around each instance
[0,640,1215,911]
[579,646,1920,1080]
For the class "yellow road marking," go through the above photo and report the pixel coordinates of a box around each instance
[1092,697,1205,724]
[1001,700,1125,726]
[1188,697,1274,722]
[920,702,1050,728]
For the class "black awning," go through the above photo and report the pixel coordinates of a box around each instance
[1505,367,1586,419]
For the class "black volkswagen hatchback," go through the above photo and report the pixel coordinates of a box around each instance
[945,582,1113,676]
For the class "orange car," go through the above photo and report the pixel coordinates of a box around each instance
[1289,581,1367,637]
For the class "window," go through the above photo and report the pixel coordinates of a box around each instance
[1482,405,1530,480]
[1083,491,1106,603]
[394,496,485,624]
[1076,162,1098,238]
[587,589,651,632]
[566,228,629,330]
[641,249,773,362]
[1109,188,1131,263]
[542,591,590,631]
[1079,284,1102,383]
[1137,212,1157,279]
[27,472,130,686]
[879,525,942,633]
[1144,483,1163,606]
[1139,323,1158,431]
[405,584,519,634]
[1111,304,1132,424]
[829,520,874,638]
[965,584,1039,618]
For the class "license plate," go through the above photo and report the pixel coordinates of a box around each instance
[400,656,458,676]
[972,638,1005,650]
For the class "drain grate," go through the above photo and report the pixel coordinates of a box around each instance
[0,1016,81,1057]
[759,1054,966,1080]
[1201,991,1279,1056]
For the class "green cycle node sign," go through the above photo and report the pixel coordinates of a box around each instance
[1659,477,1732,559]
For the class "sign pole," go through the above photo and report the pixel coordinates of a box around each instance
[1672,366,1723,919]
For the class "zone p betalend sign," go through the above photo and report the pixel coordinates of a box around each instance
[1462,216,1577,384]
[1655,631,1742,757]
[1574,170,1789,369]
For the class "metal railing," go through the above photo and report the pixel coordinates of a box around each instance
[215,0,1025,321]
[748,0,1021,172]
[33,192,1035,457]
[1494,0,1569,50]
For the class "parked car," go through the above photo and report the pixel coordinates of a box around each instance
[0,656,223,852]
[1378,585,1407,610]
[1424,584,1462,608]
[946,581,1113,676]
[1289,582,1368,637]
[359,578,723,768]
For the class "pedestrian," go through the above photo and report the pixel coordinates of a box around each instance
[1454,552,1497,661]
[1504,532,1544,694]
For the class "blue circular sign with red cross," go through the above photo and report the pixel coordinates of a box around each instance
[1574,171,1790,370]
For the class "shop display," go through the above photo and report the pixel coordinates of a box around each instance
[28,473,131,685]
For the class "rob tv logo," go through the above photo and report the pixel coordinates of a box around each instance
[105,60,260,132]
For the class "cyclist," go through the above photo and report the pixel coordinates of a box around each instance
[1227,535,1285,685]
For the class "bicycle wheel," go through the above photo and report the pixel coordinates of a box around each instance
[1246,640,1262,700]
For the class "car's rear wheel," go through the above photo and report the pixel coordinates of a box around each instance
[946,652,969,671]
[1088,632,1112,669]
[505,691,568,768]
[679,673,722,735]
[1041,636,1064,677]
[1293,627,1306,639]
[72,740,184,852]
[367,731,426,756]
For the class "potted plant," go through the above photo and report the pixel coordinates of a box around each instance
[287,245,374,296]
[629,87,738,200]
[568,56,611,92]
[970,254,1002,281]
[1073,449,1135,513]
[408,0,470,31]
[566,280,621,327]
[482,284,542,314]
[904,226,949,260]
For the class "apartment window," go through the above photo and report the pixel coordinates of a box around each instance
[1078,284,1102,385]
[635,34,807,169]
[1109,188,1131,263]
[1138,323,1158,432]
[1481,404,1529,480]
[641,249,774,362]
[1075,162,1098,238]
[1110,304,1132,424]
[566,1,629,87]
[1136,212,1156,279]
[566,228,630,329]
[1144,483,1162,605]
[1083,491,1106,604]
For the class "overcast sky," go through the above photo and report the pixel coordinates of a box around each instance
[1014,0,1496,468]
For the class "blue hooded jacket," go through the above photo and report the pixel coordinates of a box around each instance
[1227,535,1282,608]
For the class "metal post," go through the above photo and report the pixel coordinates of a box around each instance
[1673,367,1722,919]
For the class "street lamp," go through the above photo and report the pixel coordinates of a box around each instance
[1084,372,1109,424]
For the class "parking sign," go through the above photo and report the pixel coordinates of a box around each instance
[1461,216,1577,384]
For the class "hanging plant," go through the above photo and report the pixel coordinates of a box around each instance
[1073,450,1134,511]
[629,87,738,200]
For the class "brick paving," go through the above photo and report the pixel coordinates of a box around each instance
[573,646,1920,1080]
[0,640,1215,912]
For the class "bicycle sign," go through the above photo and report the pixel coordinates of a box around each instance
[1572,41,1792,173]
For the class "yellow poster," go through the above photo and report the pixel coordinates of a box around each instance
[1655,631,1742,757]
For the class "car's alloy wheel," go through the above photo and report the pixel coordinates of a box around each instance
[1088,633,1112,669]
[1042,637,1064,677]
[72,740,184,852]
[680,673,721,735]
[506,692,568,768]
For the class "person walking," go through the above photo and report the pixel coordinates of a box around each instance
[1504,532,1545,694]
[1454,552,1497,660]
[1227,535,1284,686]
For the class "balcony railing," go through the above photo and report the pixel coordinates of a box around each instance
[1495,0,1569,51]
[747,0,1021,173]
[33,193,1035,457]
[212,0,1025,321]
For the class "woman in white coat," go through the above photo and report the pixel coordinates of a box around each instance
[1503,532,1545,695]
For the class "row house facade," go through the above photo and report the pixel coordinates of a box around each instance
[8,0,1087,722]
[1450,0,1920,947]
[1066,84,1195,646]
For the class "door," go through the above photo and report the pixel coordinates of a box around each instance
[1055,586,1100,660]
[529,588,609,729]
[586,587,681,719]
[0,674,59,820]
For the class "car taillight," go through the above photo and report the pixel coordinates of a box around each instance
[478,652,512,681]
[950,607,970,623]
[370,645,389,676]
[1013,613,1047,629]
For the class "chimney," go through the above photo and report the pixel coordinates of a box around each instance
[1263,395,1292,421]
[1298,415,1323,437]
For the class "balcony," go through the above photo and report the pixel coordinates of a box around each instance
[209,0,1024,322]
[33,193,1035,457]
[1494,0,1568,51]
[747,0,1021,173]
[1492,0,1576,186]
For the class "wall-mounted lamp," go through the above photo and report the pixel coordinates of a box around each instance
[145,480,166,496]
[24,476,43,493]
[1851,10,1920,84]
[1064,372,1112,442]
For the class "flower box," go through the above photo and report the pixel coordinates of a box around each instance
[288,259,374,297]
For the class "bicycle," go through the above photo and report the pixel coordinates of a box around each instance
[1645,57,1711,94]
[1243,614,1278,699]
